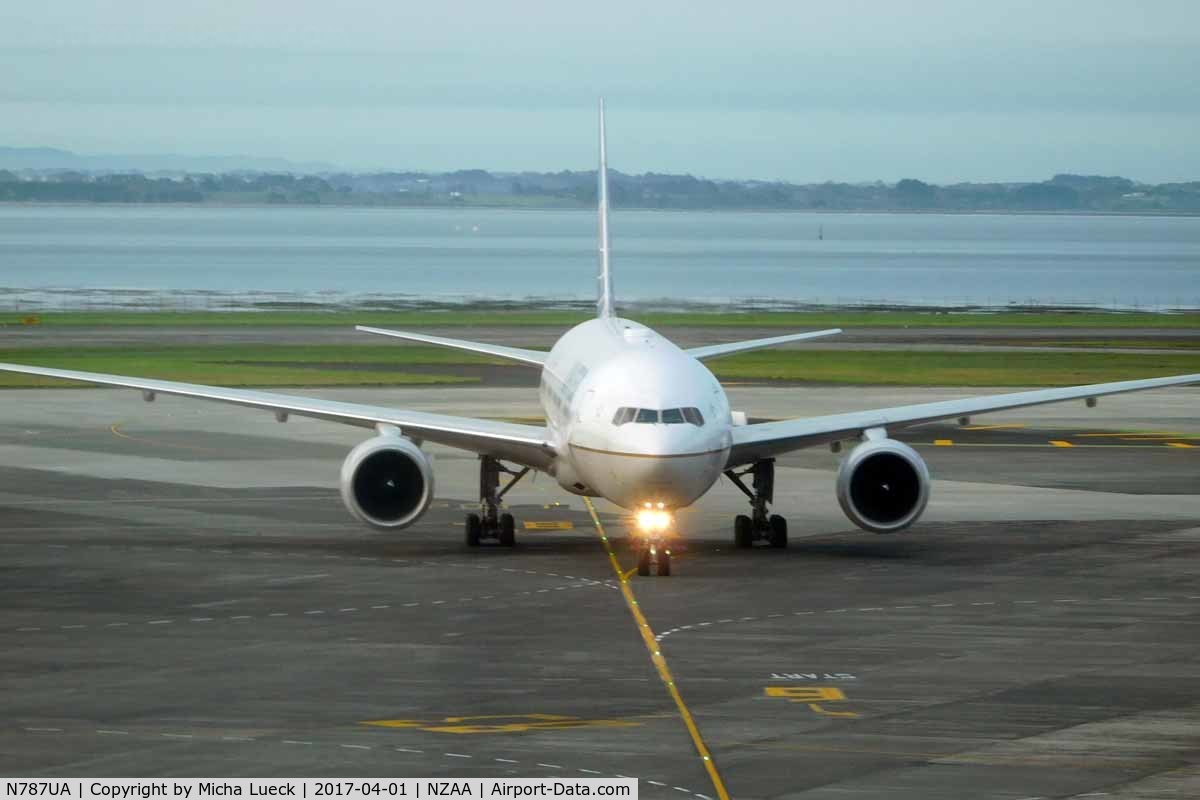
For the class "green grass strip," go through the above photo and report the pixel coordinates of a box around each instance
[0,344,489,388]
[3,309,1198,329]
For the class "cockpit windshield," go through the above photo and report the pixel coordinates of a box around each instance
[612,407,705,427]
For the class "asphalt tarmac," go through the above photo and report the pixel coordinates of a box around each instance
[2,385,1199,799]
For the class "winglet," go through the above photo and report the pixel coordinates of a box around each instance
[596,98,615,319]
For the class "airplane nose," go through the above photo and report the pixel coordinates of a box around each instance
[571,425,729,510]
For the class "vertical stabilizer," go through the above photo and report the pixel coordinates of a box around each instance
[596,99,615,318]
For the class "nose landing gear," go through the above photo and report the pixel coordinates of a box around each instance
[725,458,788,549]
[630,503,675,576]
[636,539,672,577]
[465,456,528,547]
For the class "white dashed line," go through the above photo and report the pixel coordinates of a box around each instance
[495,758,519,764]
[537,763,562,770]
[340,744,371,750]
[445,753,471,759]
[96,729,129,735]
[654,594,1200,641]
[282,740,313,746]
[395,748,424,754]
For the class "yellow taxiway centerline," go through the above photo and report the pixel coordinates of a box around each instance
[582,497,730,800]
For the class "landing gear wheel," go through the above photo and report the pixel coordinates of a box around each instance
[465,513,482,547]
[498,513,516,547]
[656,550,672,577]
[734,515,753,549]
[636,548,651,577]
[768,514,788,548]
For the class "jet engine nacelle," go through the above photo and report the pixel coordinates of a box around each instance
[836,437,930,533]
[340,434,434,529]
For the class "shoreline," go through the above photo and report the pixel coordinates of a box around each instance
[2,200,1199,218]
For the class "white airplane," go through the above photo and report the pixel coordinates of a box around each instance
[3,102,1198,577]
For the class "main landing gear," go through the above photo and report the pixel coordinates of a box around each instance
[725,458,788,549]
[465,456,529,547]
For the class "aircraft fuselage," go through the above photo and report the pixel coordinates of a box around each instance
[539,317,733,510]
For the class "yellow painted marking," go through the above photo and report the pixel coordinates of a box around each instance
[583,497,730,800]
[362,714,638,735]
[1166,442,1194,449]
[765,686,860,718]
[765,686,847,702]
[523,520,574,530]
[109,422,221,454]
[933,439,954,446]
[1049,440,1074,448]
[621,566,639,581]
[808,703,860,718]
[962,423,1027,431]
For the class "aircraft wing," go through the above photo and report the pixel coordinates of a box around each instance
[0,362,556,469]
[727,372,1200,466]
[356,326,548,367]
[686,329,842,361]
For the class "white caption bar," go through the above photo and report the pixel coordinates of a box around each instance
[1,780,637,800]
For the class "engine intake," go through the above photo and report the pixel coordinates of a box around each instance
[340,435,434,529]
[836,437,930,533]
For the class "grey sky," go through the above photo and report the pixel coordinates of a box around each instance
[1,1,1197,182]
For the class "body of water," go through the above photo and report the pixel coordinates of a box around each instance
[1,205,1198,311]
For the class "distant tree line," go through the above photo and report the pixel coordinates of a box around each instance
[0,167,1197,213]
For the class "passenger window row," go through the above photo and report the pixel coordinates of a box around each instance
[612,407,705,426]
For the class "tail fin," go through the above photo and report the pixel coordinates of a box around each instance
[596,98,615,318]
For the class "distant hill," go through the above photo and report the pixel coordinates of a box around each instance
[0,151,1196,213]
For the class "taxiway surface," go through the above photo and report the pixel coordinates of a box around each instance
[2,385,1198,799]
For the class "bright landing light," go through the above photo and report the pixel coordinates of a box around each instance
[635,502,673,533]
